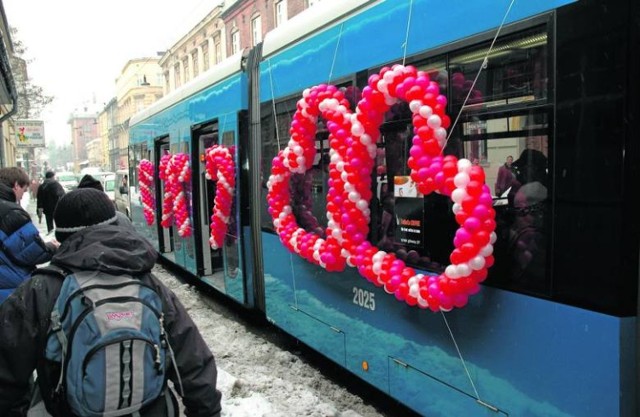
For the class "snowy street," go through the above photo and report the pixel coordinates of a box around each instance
[22,191,398,417]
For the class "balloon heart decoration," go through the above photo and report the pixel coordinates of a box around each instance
[205,145,236,250]
[159,152,193,238]
[267,64,496,311]
[138,159,156,225]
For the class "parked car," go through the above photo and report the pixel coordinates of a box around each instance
[56,171,79,192]
[102,173,116,203]
[114,170,130,219]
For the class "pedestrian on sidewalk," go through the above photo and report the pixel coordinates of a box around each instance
[0,188,222,417]
[37,170,65,234]
[29,177,39,201]
[0,167,58,304]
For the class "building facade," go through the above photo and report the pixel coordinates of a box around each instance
[68,109,98,171]
[113,57,163,170]
[159,5,225,93]
[159,0,313,96]
[0,4,18,168]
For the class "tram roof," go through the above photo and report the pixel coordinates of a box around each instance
[129,50,245,127]
[262,0,376,59]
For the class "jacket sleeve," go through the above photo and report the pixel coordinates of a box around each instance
[0,275,56,414]
[2,220,55,267]
[150,276,222,417]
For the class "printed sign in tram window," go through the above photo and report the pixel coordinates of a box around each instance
[394,197,424,248]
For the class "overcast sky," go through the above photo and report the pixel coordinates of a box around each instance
[4,0,221,147]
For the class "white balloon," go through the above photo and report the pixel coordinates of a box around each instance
[480,244,494,257]
[456,263,472,277]
[419,105,433,118]
[454,172,470,188]
[457,158,472,173]
[409,284,420,298]
[451,188,468,204]
[351,123,364,136]
[409,100,422,113]
[377,79,388,94]
[469,256,486,270]
[445,265,459,279]
[427,114,442,129]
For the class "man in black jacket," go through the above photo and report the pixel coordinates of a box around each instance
[0,188,222,416]
[36,170,65,233]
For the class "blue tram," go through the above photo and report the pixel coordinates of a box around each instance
[128,1,639,416]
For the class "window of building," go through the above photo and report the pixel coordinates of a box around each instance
[252,15,262,46]
[202,42,210,71]
[307,0,322,7]
[174,64,181,88]
[192,50,199,78]
[214,35,222,64]
[231,31,240,54]
[275,0,287,27]
[182,57,190,82]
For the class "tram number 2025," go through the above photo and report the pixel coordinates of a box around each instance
[352,287,376,311]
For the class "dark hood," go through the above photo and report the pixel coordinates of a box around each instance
[52,224,157,275]
[0,182,16,203]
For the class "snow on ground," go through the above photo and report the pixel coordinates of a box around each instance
[155,265,385,417]
[24,191,388,417]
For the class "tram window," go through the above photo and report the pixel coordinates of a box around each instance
[449,28,548,110]
[130,144,147,191]
[448,27,552,296]
[222,131,234,146]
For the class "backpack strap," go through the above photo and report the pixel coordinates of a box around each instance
[37,264,72,395]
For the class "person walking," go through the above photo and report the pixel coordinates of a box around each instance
[0,167,58,304]
[495,155,515,196]
[37,170,65,233]
[0,188,222,417]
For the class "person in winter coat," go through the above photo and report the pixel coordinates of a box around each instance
[0,188,222,417]
[36,170,65,233]
[0,167,58,304]
[78,173,133,226]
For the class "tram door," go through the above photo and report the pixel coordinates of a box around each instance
[192,122,221,277]
[155,137,174,255]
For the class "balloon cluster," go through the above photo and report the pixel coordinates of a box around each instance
[267,84,356,272]
[138,159,156,225]
[159,153,174,228]
[159,152,193,238]
[267,64,497,311]
[205,145,236,250]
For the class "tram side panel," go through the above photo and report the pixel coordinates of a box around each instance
[256,0,636,416]
[129,70,251,306]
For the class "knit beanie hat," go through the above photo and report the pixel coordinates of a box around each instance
[78,174,104,192]
[54,188,117,242]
